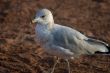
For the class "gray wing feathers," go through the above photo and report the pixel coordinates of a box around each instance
[51,26,95,55]
[87,38,109,46]
[85,38,109,53]
[52,25,109,56]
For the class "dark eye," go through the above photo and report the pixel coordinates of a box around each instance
[41,15,45,18]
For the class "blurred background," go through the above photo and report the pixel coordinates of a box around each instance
[0,0,110,73]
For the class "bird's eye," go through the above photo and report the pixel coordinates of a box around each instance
[41,15,45,18]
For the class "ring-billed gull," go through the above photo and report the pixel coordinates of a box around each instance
[32,9,110,73]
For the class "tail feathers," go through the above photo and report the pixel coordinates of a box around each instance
[95,45,110,54]
[86,38,110,54]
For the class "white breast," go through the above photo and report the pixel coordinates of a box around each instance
[35,24,52,45]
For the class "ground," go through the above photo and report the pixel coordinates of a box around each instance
[0,0,110,73]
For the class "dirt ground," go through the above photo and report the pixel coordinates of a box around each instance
[0,0,110,73]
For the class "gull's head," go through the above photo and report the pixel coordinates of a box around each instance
[32,9,54,25]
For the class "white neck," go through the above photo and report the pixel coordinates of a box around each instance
[35,23,52,45]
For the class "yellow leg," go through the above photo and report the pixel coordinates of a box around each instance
[51,58,59,73]
[65,59,71,73]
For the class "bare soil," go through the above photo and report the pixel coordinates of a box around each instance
[0,0,110,73]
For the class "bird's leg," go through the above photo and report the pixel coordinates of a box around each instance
[51,57,59,73]
[65,59,71,73]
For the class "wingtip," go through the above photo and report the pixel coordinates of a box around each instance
[95,45,110,54]
[106,45,110,54]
